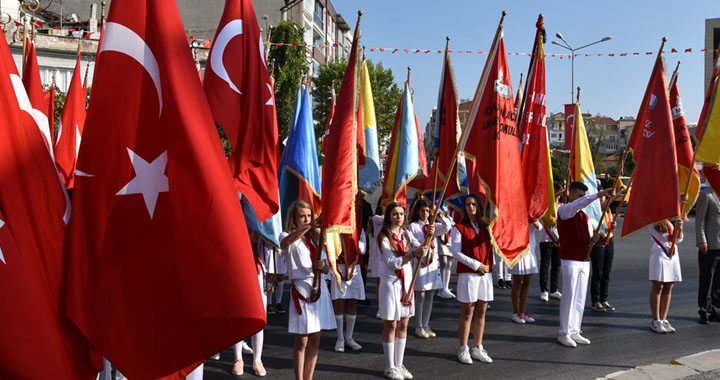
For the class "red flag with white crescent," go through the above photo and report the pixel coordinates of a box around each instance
[65,0,265,378]
[564,104,575,150]
[0,34,97,380]
[54,52,87,189]
[204,0,279,223]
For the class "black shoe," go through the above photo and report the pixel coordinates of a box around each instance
[710,315,720,322]
[497,279,506,288]
[267,305,277,315]
[276,304,286,314]
[699,312,709,325]
[505,280,513,288]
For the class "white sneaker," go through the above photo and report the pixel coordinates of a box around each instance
[457,346,473,364]
[242,341,253,354]
[334,339,345,352]
[540,291,549,302]
[549,291,562,300]
[511,313,526,324]
[662,320,676,333]
[557,334,577,347]
[651,320,667,334]
[376,310,382,319]
[470,346,493,363]
[397,365,413,379]
[345,338,362,351]
[522,313,536,323]
[384,367,404,380]
[570,333,591,344]
[210,353,221,361]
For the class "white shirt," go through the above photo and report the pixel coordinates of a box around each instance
[558,194,599,238]
[450,223,482,272]
[376,230,422,277]
[408,215,452,256]
[282,231,328,281]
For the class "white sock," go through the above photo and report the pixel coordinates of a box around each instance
[251,331,263,362]
[394,338,406,368]
[383,341,396,370]
[414,291,425,330]
[234,340,244,360]
[345,314,356,341]
[266,292,273,307]
[443,261,452,291]
[275,282,283,304]
[335,315,344,341]
[423,290,435,327]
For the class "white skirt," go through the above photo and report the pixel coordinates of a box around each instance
[456,272,494,303]
[412,256,443,291]
[288,278,336,335]
[649,250,682,283]
[438,241,453,257]
[331,264,366,300]
[378,275,415,321]
[508,250,539,275]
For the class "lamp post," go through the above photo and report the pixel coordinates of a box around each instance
[552,33,613,102]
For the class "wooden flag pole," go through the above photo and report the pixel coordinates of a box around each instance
[404,12,507,305]
[430,36,451,210]
[22,16,28,72]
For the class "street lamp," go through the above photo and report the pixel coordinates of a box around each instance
[552,33,613,102]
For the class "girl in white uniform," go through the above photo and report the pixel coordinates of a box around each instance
[331,229,366,352]
[437,219,455,299]
[264,238,287,315]
[408,198,451,338]
[371,204,386,318]
[648,219,683,334]
[282,201,335,380]
[377,202,429,380]
[451,194,493,365]
[508,222,541,324]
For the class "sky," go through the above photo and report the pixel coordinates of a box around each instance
[329,0,717,129]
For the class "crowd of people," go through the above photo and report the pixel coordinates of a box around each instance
[99,183,720,380]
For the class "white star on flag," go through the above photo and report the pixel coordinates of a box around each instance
[265,83,273,106]
[116,148,169,219]
[0,218,6,264]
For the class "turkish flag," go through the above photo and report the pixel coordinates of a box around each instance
[22,40,55,152]
[463,31,530,267]
[64,1,266,379]
[55,52,86,189]
[621,54,680,238]
[204,0,279,223]
[0,35,96,380]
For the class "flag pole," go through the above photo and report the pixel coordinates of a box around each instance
[564,87,580,203]
[430,36,451,210]
[22,16,28,73]
[404,11,507,305]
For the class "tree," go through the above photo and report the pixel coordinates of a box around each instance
[312,57,401,155]
[268,20,309,140]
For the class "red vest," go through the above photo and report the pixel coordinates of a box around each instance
[455,223,492,274]
[557,210,590,261]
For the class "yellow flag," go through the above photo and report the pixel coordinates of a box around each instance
[696,76,720,166]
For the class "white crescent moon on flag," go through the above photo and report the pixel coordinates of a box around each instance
[566,114,575,126]
[9,74,53,155]
[211,19,243,94]
[101,22,163,117]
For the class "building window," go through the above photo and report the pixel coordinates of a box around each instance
[606,144,617,151]
[551,133,557,139]
[314,1,324,30]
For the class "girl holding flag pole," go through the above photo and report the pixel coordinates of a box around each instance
[648,218,684,333]
[377,202,429,380]
[451,194,494,364]
[408,198,452,338]
[282,200,335,380]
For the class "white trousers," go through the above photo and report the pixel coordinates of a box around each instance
[559,260,590,335]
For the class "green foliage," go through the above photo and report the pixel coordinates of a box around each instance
[312,57,401,156]
[48,84,65,136]
[551,153,569,185]
[268,20,309,140]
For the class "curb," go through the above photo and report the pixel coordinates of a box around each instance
[597,349,720,380]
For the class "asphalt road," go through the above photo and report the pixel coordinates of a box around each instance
[203,216,720,380]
